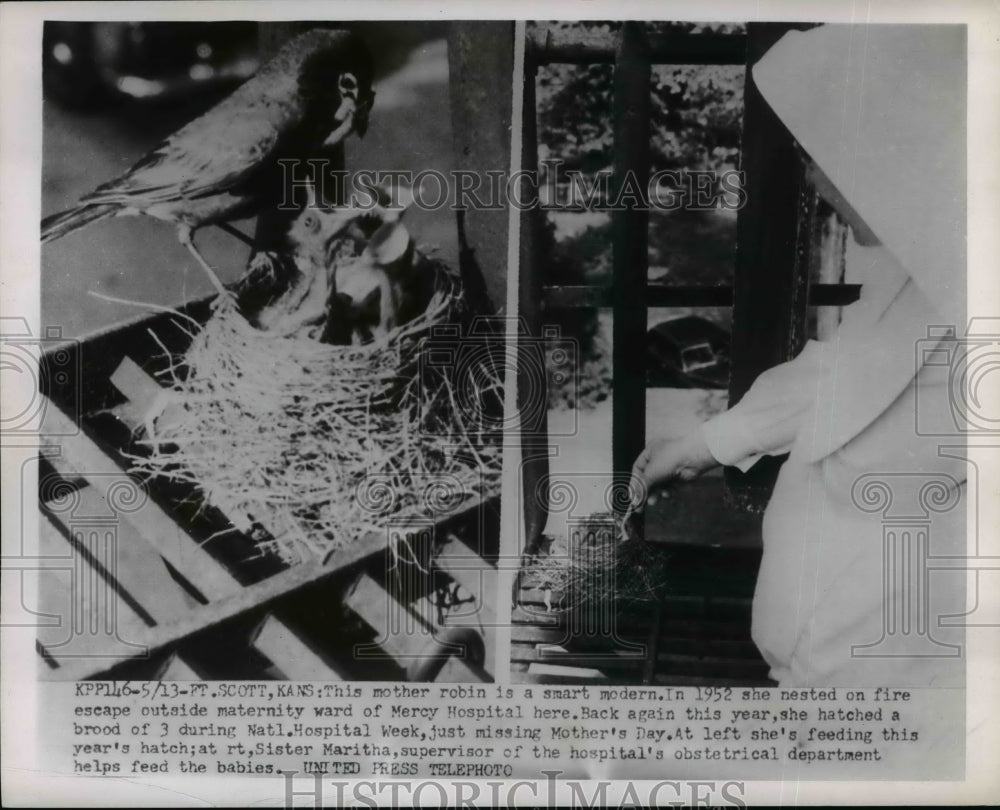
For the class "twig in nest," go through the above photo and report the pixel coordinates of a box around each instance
[522,512,673,614]
[126,285,503,566]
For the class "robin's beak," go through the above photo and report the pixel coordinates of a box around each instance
[323,72,372,147]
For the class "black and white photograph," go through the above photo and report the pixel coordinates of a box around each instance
[513,19,970,691]
[1,2,999,806]
[33,20,511,682]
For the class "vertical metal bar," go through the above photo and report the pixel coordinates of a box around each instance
[519,40,550,550]
[611,23,651,498]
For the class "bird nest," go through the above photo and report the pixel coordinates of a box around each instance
[124,285,503,566]
[521,513,673,617]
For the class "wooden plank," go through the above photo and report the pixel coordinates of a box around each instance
[36,515,150,667]
[40,396,363,680]
[253,616,346,680]
[49,498,484,681]
[514,644,764,670]
[346,574,492,681]
[109,357,204,461]
[109,358,177,427]
[344,574,434,662]
[524,663,610,683]
[156,653,202,680]
[43,486,201,621]
[40,401,242,599]
[513,648,769,683]
[511,606,560,626]
[517,588,717,616]
[39,295,215,418]
[108,358,364,680]
[511,628,760,659]
[435,534,497,628]
[435,655,489,683]
[511,625,571,644]
[512,607,754,639]
[516,588,564,605]
[109,357,254,531]
[40,494,207,676]
[529,645,645,664]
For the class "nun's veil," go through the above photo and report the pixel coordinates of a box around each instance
[753,25,966,328]
[750,26,966,462]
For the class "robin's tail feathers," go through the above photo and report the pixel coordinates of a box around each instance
[41,203,118,244]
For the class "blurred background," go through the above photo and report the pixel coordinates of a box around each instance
[40,21,457,337]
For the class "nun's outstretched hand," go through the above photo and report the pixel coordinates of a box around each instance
[629,430,718,509]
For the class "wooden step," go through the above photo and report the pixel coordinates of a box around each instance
[40,393,346,681]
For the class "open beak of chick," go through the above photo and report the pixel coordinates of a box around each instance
[324,72,374,147]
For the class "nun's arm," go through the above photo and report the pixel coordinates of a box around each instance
[701,339,832,472]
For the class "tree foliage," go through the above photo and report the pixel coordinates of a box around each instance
[533,22,746,409]
[535,21,746,179]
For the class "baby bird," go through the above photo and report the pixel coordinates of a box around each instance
[254,180,362,336]
[254,178,412,340]
[259,176,423,345]
[330,219,414,345]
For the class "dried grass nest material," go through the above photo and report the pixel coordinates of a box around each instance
[125,285,503,566]
[522,513,673,613]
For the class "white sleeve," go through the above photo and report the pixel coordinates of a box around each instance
[701,339,831,472]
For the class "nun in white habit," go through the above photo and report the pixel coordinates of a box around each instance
[632,24,968,687]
